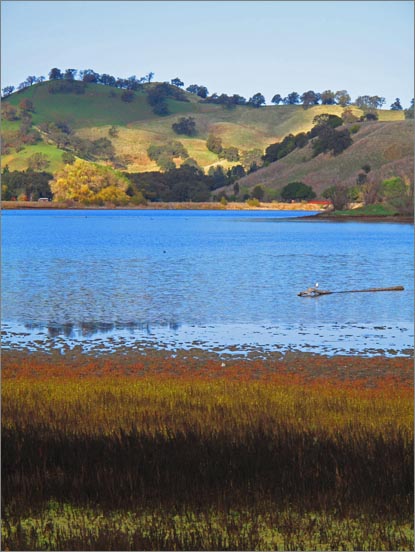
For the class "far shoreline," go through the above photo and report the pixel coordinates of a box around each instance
[1,200,323,212]
[2,201,412,222]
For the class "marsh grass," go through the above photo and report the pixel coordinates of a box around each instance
[3,501,413,551]
[2,354,413,550]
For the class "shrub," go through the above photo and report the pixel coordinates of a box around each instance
[281,182,316,201]
[172,117,197,136]
[246,198,260,207]
[206,134,223,154]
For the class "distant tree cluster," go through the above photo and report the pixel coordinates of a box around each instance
[323,173,413,215]
[147,141,189,171]
[1,101,41,154]
[262,111,355,165]
[38,121,115,161]
[1,68,158,100]
[204,93,248,108]
[171,116,197,136]
[1,167,53,201]
[125,162,249,203]
[186,84,209,98]
[262,133,308,164]
[147,82,189,115]
[270,90,351,107]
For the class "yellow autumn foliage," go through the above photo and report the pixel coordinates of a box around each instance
[50,159,129,204]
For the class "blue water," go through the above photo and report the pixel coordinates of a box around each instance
[1,209,413,356]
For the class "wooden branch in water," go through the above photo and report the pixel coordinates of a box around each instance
[298,286,404,297]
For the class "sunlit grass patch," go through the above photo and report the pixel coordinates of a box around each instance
[2,501,413,551]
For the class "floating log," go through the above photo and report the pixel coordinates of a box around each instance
[298,286,404,297]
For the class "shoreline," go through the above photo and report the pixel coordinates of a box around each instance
[300,211,414,223]
[2,201,413,222]
[1,200,323,212]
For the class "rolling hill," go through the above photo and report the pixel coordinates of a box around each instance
[1,81,412,196]
[232,120,414,196]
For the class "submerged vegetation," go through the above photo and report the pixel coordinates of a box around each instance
[2,351,413,550]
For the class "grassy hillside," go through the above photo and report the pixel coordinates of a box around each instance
[234,120,414,196]
[2,81,409,177]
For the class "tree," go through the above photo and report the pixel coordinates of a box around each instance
[50,159,129,204]
[1,169,53,201]
[186,84,209,98]
[322,185,349,210]
[145,72,155,83]
[404,98,414,119]
[248,92,265,108]
[208,165,227,188]
[49,67,63,80]
[64,69,77,80]
[320,90,336,105]
[390,98,403,110]
[312,126,352,156]
[206,134,223,154]
[312,113,343,130]
[91,137,115,160]
[284,92,300,105]
[99,73,116,87]
[196,86,209,99]
[380,176,405,201]
[300,90,320,108]
[80,69,100,83]
[2,85,15,98]
[355,95,385,110]
[281,182,316,201]
[172,117,197,136]
[380,176,413,215]
[219,146,239,162]
[335,90,351,107]
[362,180,381,205]
[26,76,37,86]
[271,94,283,105]
[27,153,50,171]
[251,185,264,200]
[171,78,184,87]
[241,149,263,171]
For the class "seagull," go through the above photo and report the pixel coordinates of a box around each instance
[315,282,319,288]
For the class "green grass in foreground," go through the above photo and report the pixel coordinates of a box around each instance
[2,501,413,551]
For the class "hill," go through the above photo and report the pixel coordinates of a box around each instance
[2,81,409,178]
[232,120,414,197]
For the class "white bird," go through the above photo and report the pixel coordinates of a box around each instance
[315,282,319,288]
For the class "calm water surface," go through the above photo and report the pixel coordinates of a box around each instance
[1,209,413,356]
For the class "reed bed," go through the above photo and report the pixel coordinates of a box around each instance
[2,351,413,550]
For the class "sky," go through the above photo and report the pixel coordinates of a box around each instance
[1,0,414,107]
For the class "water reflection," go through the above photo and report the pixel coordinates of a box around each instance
[24,320,181,338]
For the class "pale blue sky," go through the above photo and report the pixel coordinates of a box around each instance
[1,1,414,107]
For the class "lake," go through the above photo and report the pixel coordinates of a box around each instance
[1,209,413,357]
